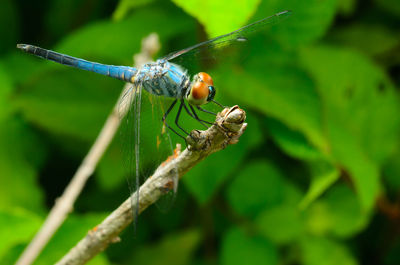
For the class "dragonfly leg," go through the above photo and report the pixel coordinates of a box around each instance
[162,99,186,141]
[196,106,216,116]
[180,101,209,128]
[186,103,214,126]
[212,99,225,108]
[175,102,189,135]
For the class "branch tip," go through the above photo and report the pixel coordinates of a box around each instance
[187,105,247,151]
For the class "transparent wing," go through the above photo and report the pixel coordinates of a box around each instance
[162,10,291,64]
[118,83,179,225]
[118,83,143,228]
[149,95,179,212]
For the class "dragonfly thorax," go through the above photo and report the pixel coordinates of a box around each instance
[137,60,190,99]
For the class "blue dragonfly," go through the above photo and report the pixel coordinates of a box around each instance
[17,10,291,216]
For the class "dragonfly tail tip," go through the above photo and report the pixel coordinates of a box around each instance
[16,44,28,50]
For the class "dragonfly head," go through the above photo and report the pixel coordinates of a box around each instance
[186,72,215,106]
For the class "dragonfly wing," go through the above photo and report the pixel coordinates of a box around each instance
[119,83,179,223]
[118,83,143,228]
[162,10,292,63]
[149,94,179,212]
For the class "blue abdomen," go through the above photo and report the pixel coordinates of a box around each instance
[17,44,137,83]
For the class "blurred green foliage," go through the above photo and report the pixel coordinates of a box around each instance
[0,0,400,264]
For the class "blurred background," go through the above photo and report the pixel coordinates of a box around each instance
[1,0,400,264]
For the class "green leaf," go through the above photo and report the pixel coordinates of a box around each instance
[0,117,45,212]
[97,143,126,191]
[299,45,400,210]
[329,23,400,56]
[300,236,358,265]
[171,0,261,37]
[256,204,304,244]
[265,118,324,161]
[0,209,42,260]
[226,160,284,217]
[0,62,14,121]
[183,113,263,204]
[281,180,304,205]
[221,227,278,265]
[336,0,357,15]
[255,0,337,46]
[3,52,46,85]
[130,229,201,265]
[113,0,156,21]
[299,160,340,209]
[305,185,369,238]
[255,180,304,244]
[15,70,119,141]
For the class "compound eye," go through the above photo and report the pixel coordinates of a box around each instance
[191,81,209,100]
[198,72,213,86]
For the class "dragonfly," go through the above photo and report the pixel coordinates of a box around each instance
[17,10,291,217]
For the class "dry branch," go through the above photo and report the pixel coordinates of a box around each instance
[55,105,247,265]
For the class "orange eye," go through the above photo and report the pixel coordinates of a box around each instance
[198,72,213,86]
[191,81,209,100]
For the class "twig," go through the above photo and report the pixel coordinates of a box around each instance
[15,33,161,265]
[55,105,247,265]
